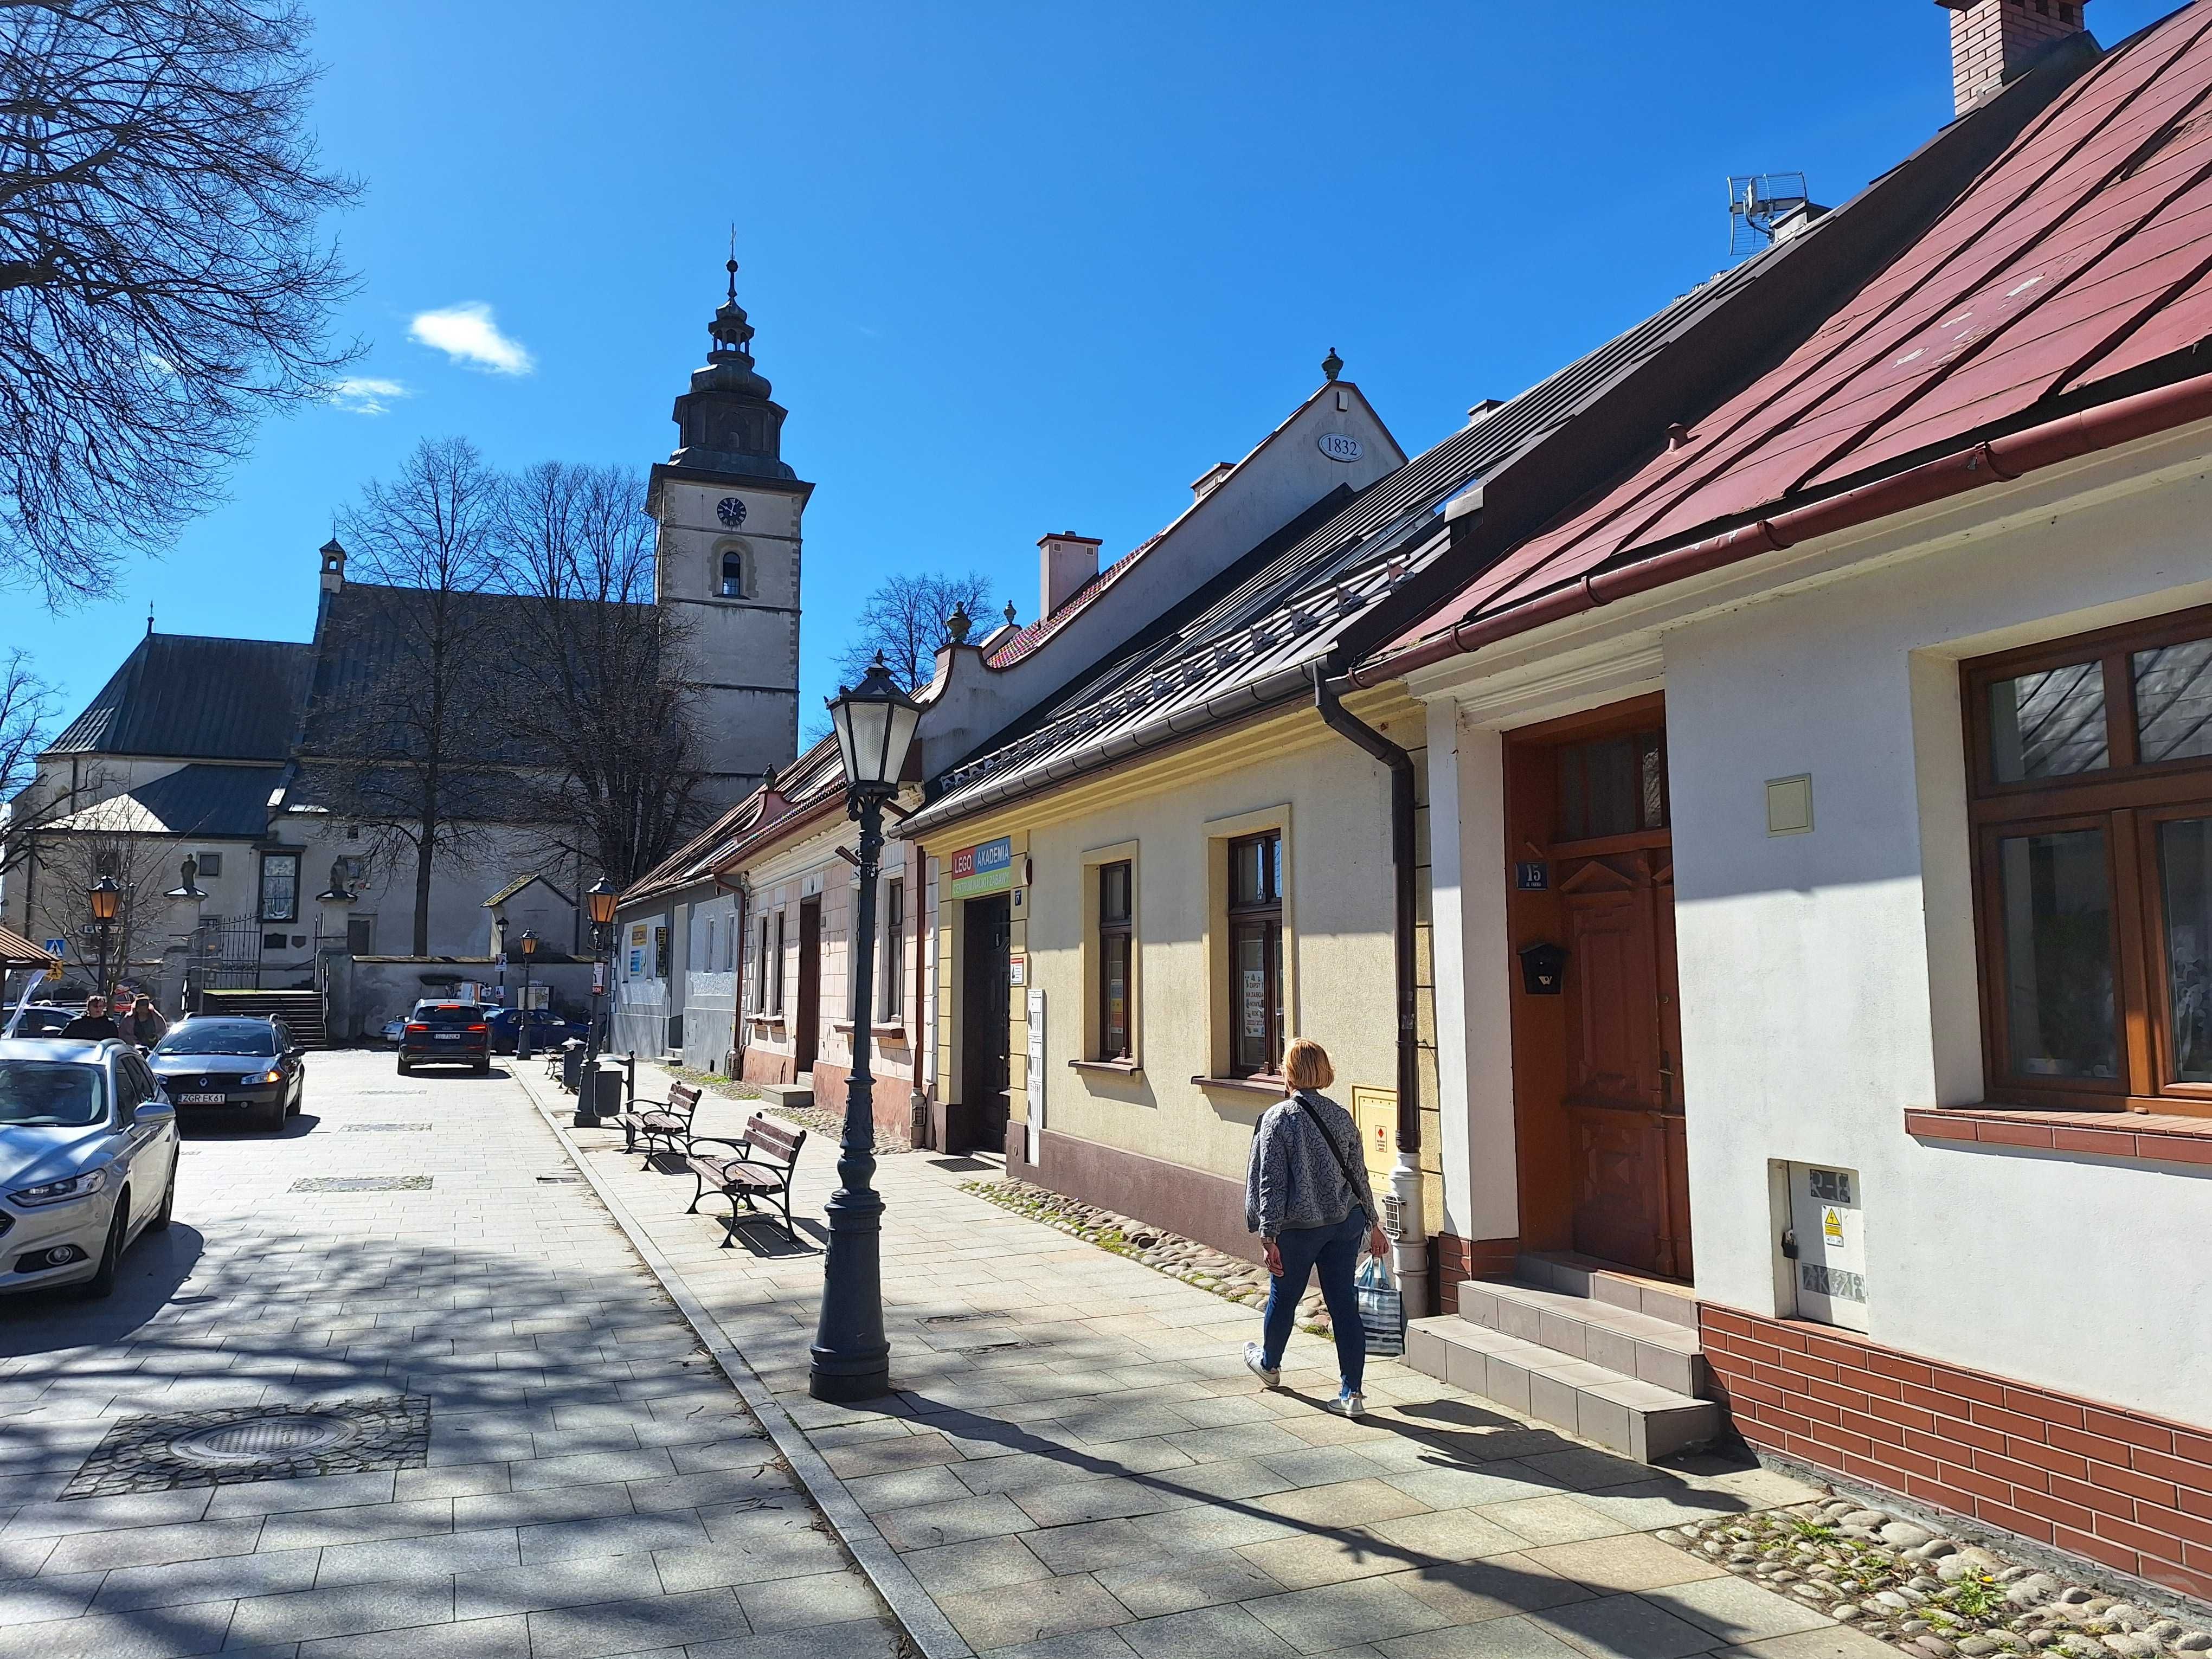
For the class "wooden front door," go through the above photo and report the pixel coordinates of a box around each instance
[1507,697,1693,1282]
[1559,847,1689,1278]
[795,897,822,1076]
[961,893,1012,1154]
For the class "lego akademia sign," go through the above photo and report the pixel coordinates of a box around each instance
[950,837,1013,899]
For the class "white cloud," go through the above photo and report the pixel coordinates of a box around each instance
[408,302,534,375]
[329,376,410,415]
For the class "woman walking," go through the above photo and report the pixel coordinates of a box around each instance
[1243,1037,1389,1416]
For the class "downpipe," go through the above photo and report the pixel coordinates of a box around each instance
[1307,663,1429,1320]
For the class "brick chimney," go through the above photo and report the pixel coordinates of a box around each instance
[1038,532,1103,619]
[1937,0,2087,116]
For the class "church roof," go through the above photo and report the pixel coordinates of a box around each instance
[41,765,274,839]
[49,634,313,761]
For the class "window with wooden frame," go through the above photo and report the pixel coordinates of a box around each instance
[1964,604,2212,1115]
[1227,832,1284,1077]
[1097,861,1133,1060]
[880,878,904,1023]
[772,911,787,1015]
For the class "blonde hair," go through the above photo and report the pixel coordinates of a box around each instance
[1282,1038,1334,1092]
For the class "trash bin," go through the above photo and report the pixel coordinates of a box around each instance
[588,1066,624,1121]
[560,1040,584,1092]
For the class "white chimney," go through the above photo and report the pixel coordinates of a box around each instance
[1038,532,1102,620]
[1191,461,1236,501]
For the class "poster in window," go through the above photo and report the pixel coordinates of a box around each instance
[1242,968,1267,1039]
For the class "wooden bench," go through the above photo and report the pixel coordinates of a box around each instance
[685,1115,806,1245]
[609,1081,700,1166]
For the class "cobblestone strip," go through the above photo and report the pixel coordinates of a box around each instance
[513,1064,961,1659]
[1668,1495,2212,1655]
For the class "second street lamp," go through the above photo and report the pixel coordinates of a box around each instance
[86,876,121,1006]
[578,878,620,1128]
[810,654,921,1403]
[516,929,539,1062]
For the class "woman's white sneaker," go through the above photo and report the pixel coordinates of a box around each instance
[1330,1390,1366,1418]
[1243,1342,1281,1388]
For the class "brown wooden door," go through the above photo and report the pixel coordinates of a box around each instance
[795,897,821,1076]
[1559,847,1691,1279]
[961,894,1011,1154]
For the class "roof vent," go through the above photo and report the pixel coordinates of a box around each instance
[1465,400,1504,427]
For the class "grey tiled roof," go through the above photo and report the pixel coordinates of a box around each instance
[50,634,313,761]
[125,765,280,838]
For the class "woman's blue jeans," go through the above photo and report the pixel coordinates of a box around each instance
[1261,1207,1369,1393]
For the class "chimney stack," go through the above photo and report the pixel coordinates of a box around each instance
[1038,532,1103,620]
[1190,461,1236,501]
[1937,0,2087,116]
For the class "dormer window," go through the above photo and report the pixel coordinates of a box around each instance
[721,549,744,598]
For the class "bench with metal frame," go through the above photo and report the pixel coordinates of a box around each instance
[608,1080,701,1166]
[684,1114,806,1245]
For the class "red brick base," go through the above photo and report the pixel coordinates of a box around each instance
[1701,1304,2212,1602]
[1432,1234,1519,1314]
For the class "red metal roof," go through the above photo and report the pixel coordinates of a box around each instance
[1391,3,2212,654]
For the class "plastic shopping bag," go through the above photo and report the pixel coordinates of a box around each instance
[1355,1252,1405,1357]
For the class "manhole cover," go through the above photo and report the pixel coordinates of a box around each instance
[343,1123,430,1133]
[535,1173,582,1184]
[169,1413,358,1467]
[291,1175,432,1193]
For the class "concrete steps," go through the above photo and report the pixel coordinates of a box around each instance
[1399,1251,1720,1465]
[200,989,329,1049]
[757,1079,813,1110]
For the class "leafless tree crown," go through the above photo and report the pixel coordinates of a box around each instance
[490,461,710,889]
[835,570,1000,693]
[0,648,57,807]
[0,0,359,606]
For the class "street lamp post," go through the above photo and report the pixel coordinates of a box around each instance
[578,879,620,1129]
[810,654,921,1404]
[86,876,121,1006]
[516,930,539,1062]
[584,878,618,1064]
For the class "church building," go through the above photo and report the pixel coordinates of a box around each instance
[0,267,808,1036]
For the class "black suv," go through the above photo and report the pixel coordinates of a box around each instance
[397,1002,490,1075]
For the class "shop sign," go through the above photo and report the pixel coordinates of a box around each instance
[950,836,1013,898]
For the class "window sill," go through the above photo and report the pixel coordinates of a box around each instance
[1192,1073,1287,1098]
[1069,1057,1142,1077]
[831,1020,909,1041]
[1904,1105,2212,1166]
[747,1014,786,1030]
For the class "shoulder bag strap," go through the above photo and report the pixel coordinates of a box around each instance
[1295,1096,1368,1211]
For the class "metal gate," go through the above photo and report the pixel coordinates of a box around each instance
[190,916,343,992]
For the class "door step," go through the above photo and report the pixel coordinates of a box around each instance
[1405,1317,1720,1463]
[1517,1250,1699,1330]
[1457,1277,1706,1397]
[757,1080,813,1110]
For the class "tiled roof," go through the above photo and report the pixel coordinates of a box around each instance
[50,634,313,761]
[0,924,55,967]
[620,737,847,906]
[1393,6,2212,650]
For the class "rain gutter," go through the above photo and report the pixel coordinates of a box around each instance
[1352,367,2212,688]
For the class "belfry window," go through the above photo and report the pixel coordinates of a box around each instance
[721,550,744,598]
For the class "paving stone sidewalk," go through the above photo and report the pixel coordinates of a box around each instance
[0,1049,902,1659]
[522,1059,1888,1659]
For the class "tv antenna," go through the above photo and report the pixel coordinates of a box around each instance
[1727,172,1812,261]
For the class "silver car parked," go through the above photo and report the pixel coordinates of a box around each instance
[0,1038,179,1297]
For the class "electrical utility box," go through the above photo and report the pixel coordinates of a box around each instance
[1787,1162,1869,1332]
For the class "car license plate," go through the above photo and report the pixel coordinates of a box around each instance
[178,1093,226,1104]
[434,1033,461,1043]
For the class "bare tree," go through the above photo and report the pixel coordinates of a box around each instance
[30,808,183,998]
[304,437,504,955]
[0,0,359,606]
[0,648,56,807]
[491,461,710,888]
[835,570,999,693]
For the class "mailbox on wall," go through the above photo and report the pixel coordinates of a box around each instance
[1517,941,1567,995]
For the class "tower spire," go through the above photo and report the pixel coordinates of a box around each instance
[664,234,794,481]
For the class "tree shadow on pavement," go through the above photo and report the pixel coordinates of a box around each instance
[0,1223,207,1356]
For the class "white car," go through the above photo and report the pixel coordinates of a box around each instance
[0,1038,179,1297]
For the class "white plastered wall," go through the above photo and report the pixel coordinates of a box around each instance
[1663,465,2212,1426]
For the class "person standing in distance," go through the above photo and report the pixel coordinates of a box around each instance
[1242,1037,1388,1416]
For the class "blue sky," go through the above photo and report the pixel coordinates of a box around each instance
[10,0,2176,726]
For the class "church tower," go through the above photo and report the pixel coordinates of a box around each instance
[648,258,810,803]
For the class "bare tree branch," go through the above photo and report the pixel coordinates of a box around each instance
[834,569,999,694]
[0,646,55,806]
[0,0,359,606]
[488,461,711,888]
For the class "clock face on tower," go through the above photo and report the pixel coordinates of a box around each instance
[716,496,747,528]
